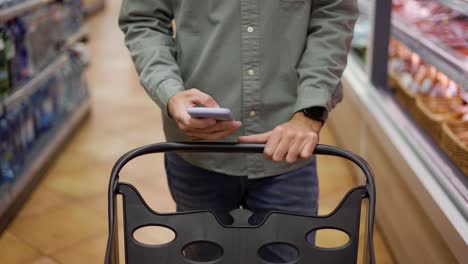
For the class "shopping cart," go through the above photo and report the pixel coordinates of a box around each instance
[104,142,376,264]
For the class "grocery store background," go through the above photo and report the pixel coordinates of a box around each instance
[0,0,466,263]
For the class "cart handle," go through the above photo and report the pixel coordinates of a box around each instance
[106,142,376,264]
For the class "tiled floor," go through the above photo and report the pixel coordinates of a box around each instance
[0,1,395,263]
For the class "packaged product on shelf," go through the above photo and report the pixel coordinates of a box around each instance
[43,78,58,130]
[393,0,468,59]
[58,58,75,113]
[0,26,13,98]
[0,115,14,183]
[388,40,403,76]
[50,2,83,48]
[1,1,86,92]
[418,72,462,116]
[64,0,84,39]
[6,18,29,89]
[419,66,437,95]
[389,40,410,78]
[22,7,58,75]
[402,53,421,92]
[6,106,24,176]
[389,35,466,147]
[429,73,451,98]
[33,79,56,135]
[60,49,88,112]
[409,63,428,93]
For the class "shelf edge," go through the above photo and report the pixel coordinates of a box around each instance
[0,0,53,23]
[432,0,468,17]
[1,26,89,115]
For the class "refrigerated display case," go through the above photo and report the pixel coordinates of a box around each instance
[328,0,467,263]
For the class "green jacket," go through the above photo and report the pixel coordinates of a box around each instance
[119,0,358,178]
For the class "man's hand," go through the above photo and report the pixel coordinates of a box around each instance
[238,112,322,164]
[168,89,242,140]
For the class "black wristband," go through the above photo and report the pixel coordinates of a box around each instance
[299,107,328,124]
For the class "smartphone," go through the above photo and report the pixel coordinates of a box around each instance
[187,107,234,121]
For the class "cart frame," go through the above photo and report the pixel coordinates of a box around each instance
[105,142,376,264]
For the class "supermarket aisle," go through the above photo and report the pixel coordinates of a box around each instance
[0,1,394,263]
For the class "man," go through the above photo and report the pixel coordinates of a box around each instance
[119,0,358,262]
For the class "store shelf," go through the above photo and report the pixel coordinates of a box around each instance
[1,55,68,114]
[0,97,91,232]
[63,26,89,50]
[0,27,89,115]
[0,0,54,23]
[391,18,468,89]
[432,0,468,16]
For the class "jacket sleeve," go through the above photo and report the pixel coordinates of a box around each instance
[119,0,184,117]
[294,0,359,113]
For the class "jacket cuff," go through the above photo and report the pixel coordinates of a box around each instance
[293,85,343,114]
[152,78,185,118]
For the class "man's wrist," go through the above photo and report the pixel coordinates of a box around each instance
[298,106,328,125]
[292,112,323,133]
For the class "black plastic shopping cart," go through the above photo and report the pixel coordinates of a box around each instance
[105,142,376,264]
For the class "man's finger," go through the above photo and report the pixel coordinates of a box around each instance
[186,121,242,133]
[191,89,220,108]
[238,131,272,143]
[183,116,218,129]
[299,141,316,160]
[272,136,294,163]
[263,133,281,160]
[187,125,241,140]
[285,140,306,164]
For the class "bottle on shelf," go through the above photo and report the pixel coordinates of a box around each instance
[6,106,24,177]
[0,114,15,183]
[0,26,14,98]
[6,18,29,89]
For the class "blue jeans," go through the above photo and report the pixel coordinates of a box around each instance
[165,152,319,263]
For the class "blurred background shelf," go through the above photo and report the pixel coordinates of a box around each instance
[1,55,68,114]
[0,0,91,233]
[1,26,89,115]
[0,97,91,231]
[391,18,468,90]
[432,0,468,16]
[0,0,54,23]
[63,25,89,50]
